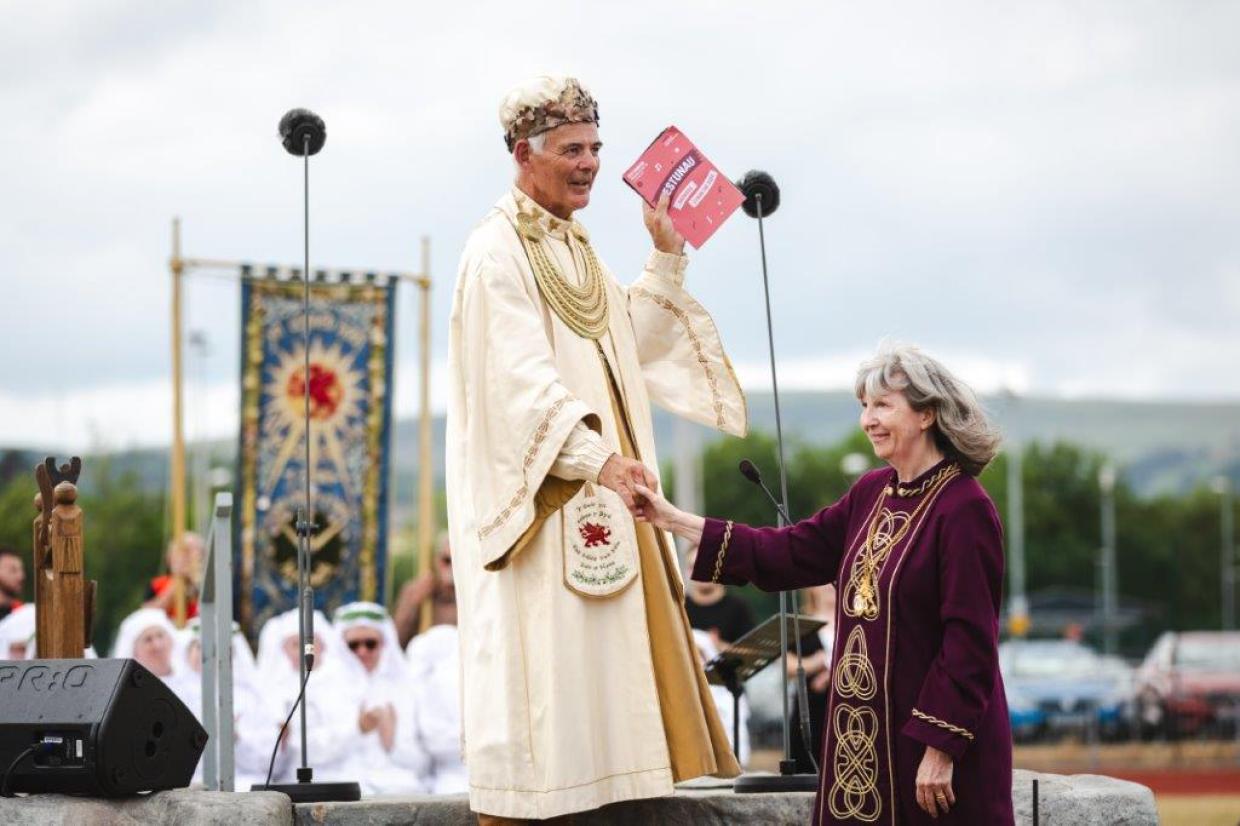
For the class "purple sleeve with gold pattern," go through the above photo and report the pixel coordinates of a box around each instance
[689,482,865,592]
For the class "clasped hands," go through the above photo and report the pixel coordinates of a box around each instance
[359,703,398,753]
[599,455,703,544]
[597,454,658,513]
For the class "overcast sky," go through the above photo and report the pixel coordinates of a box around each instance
[2,1,1238,451]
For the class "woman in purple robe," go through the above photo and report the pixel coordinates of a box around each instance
[635,343,1014,825]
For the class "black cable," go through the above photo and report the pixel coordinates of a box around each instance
[261,662,313,789]
[0,745,36,797]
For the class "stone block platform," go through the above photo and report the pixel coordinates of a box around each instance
[0,770,1158,825]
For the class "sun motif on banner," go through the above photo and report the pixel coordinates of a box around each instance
[263,339,366,501]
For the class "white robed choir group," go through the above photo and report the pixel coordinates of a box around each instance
[0,601,466,796]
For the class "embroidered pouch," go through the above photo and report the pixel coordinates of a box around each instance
[562,482,639,598]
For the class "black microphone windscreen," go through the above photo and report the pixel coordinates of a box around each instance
[737,170,780,218]
[279,108,326,156]
[738,459,762,485]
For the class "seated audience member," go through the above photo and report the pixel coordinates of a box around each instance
[168,618,274,788]
[334,602,430,795]
[144,533,205,620]
[392,536,457,647]
[0,546,25,622]
[685,549,754,649]
[788,583,836,773]
[692,628,751,768]
[256,608,362,784]
[0,603,35,659]
[405,623,467,794]
[112,607,178,678]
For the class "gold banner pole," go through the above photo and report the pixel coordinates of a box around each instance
[169,218,188,627]
[416,236,435,634]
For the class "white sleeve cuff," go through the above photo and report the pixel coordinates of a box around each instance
[548,423,614,482]
[645,249,688,287]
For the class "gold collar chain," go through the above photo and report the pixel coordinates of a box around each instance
[887,462,956,498]
[515,211,610,340]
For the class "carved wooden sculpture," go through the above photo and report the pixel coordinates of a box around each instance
[32,456,96,658]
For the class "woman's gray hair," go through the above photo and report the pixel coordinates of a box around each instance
[854,342,1002,476]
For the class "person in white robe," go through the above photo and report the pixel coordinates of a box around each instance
[0,605,97,660]
[112,607,179,680]
[691,628,751,768]
[0,603,35,659]
[448,74,748,821]
[333,602,430,795]
[405,623,467,795]
[255,607,362,784]
[167,619,277,789]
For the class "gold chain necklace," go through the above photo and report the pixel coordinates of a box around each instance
[844,464,960,620]
[889,463,955,498]
[516,211,610,340]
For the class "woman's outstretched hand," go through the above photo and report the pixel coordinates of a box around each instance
[632,483,706,546]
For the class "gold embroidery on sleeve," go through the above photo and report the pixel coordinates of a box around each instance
[710,520,734,583]
[478,397,570,539]
[911,708,975,741]
[629,286,725,429]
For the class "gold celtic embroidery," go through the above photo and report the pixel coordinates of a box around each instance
[711,520,733,583]
[911,708,975,741]
[478,397,570,539]
[629,286,726,429]
[842,465,961,621]
[829,703,882,823]
[833,626,877,701]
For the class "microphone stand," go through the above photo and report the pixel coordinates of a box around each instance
[734,172,818,793]
[254,109,360,803]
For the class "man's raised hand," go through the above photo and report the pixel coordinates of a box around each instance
[643,192,686,255]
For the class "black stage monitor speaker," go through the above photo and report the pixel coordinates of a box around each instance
[0,658,206,796]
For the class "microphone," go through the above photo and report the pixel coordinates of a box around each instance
[738,459,793,525]
[301,586,316,671]
[278,109,327,156]
[738,458,820,775]
[736,170,780,219]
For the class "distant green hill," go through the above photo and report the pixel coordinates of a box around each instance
[3,392,1237,512]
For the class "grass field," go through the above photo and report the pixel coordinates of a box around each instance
[1156,795,1240,826]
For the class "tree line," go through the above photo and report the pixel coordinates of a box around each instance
[0,430,1232,658]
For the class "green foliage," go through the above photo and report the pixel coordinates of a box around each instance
[0,432,1230,662]
[697,428,1235,656]
[696,427,876,621]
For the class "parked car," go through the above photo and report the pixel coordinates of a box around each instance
[999,640,1133,741]
[1004,682,1048,743]
[1132,631,1240,739]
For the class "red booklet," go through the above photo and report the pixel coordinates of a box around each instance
[622,125,745,249]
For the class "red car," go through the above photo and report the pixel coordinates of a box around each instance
[1133,631,1240,738]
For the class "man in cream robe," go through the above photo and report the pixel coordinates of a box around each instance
[447,75,748,821]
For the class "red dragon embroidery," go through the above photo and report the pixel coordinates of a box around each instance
[579,522,611,548]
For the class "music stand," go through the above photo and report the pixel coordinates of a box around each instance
[703,613,825,786]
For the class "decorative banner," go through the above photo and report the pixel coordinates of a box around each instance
[236,276,396,636]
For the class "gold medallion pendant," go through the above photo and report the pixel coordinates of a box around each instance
[853,580,875,616]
